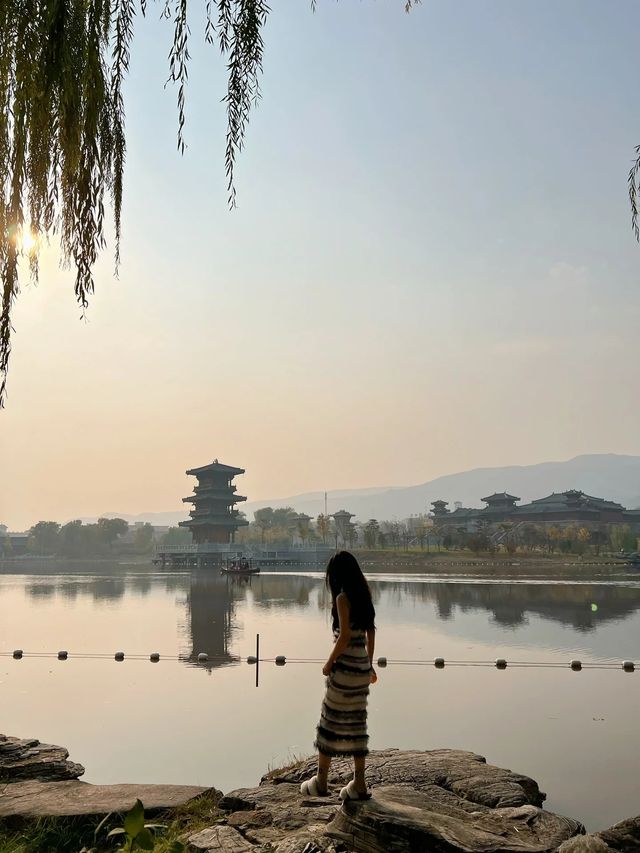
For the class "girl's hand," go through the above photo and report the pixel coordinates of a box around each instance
[322,661,333,677]
[370,667,378,685]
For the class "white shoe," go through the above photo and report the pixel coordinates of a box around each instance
[339,779,371,801]
[300,775,328,797]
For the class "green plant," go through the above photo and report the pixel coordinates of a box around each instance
[108,800,184,852]
[79,800,186,853]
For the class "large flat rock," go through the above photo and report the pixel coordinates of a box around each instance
[0,779,217,818]
[212,749,582,853]
[266,748,545,809]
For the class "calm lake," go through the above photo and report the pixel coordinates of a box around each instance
[1,564,639,832]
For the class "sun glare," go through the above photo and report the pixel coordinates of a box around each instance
[21,228,37,253]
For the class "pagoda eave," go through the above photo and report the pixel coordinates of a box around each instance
[180,518,249,527]
[182,494,247,503]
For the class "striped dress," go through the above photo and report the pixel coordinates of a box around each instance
[315,624,372,758]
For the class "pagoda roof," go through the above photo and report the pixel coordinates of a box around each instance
[481,492,520,503]
[431,500,449,506]
[186,460,245,476]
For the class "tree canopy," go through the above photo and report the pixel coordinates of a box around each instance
[0,0,271,404]
[1,0,636,407]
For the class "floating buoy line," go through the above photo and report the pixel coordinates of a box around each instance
[1,649,635,672]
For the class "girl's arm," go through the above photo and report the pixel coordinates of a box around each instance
[366,628,375,663]
[322,593,351,674]
[367,628,378,683]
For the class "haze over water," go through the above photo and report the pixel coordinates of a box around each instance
[1,564,639,832]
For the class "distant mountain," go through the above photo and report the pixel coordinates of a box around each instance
[88,454,640,527]
[242,454,640,522]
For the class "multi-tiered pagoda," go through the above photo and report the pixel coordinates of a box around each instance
[179,460,249,544]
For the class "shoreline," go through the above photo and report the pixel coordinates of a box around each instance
[1,557,638,586]
[1,735,638,852]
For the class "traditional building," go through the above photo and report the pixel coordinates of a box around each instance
[331,509,355,546]
[481,493,520,517]
[430,500,450,520]
[289,513,312,545]
[429,490,640,530]
[179,460,249,545]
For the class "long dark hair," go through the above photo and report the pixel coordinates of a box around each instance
[325,551,375,632]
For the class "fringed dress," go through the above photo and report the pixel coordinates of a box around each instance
[315,626,371,758]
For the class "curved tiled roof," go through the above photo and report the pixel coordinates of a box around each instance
[481,492,520,503]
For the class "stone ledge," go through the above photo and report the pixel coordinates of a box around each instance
[0,779,219,819]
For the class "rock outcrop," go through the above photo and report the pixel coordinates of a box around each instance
[3,737,637,853]
[0,732,218,821]
[0,734,84,783]
[558,815,640,853]
[189,749,585,853]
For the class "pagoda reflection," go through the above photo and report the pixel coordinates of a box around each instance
[184,570,238,670]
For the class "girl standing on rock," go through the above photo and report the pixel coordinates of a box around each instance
[301,551,377,800]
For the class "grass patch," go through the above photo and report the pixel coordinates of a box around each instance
[262,751,311,782]
[0,792,222,853]
[0,815,105,853]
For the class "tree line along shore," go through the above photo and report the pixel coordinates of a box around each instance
[1,508,638,566]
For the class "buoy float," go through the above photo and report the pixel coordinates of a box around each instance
[622,660,635,672]
[150,652,160,662]
[114,652,125,662]
[434,657,445,668]
[58,651,68,660]
[12,649,23,659]
[570,659,582,671]
[197,653,208,663]
[377,657,388,668]
[275,655,286,666]
[247,655,258,664]
[495,658,507,669]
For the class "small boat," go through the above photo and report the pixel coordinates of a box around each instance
[222,565,260,576]
[221,557,260,576]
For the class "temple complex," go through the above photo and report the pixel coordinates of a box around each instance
[179,460,249,544]
[430,490,640,530]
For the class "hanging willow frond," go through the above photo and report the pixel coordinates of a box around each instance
[629,146,640,243]
[1,1,425,407]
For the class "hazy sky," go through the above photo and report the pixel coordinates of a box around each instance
[2,0,640,530]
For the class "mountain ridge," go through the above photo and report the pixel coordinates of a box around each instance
[86,453,640,526]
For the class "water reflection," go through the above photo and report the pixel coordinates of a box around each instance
[184,573,236,670]
[373,580,640,631]
[182,572,640,667]
[9,568,640,663]
[2,566,640,830]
